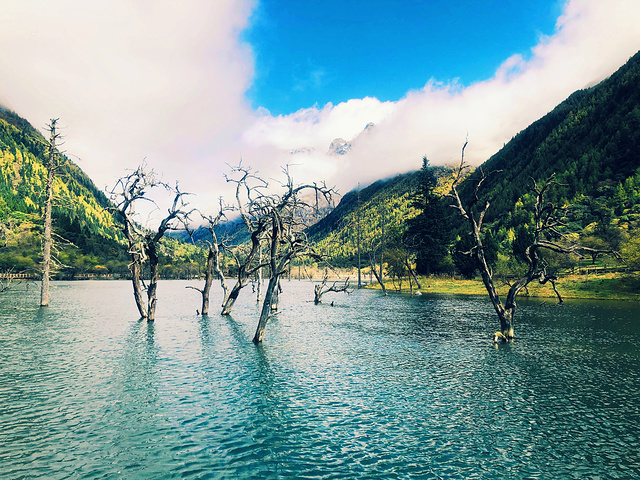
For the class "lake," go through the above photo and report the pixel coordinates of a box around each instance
[1,280,639,479]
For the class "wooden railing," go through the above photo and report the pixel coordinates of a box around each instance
[0,272,36,279]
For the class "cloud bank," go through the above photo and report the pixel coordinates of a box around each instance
[1,0,639,213]
[246,0,640,190]
[0,0,255,206]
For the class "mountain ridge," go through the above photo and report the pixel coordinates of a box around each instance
[307,50,640,266]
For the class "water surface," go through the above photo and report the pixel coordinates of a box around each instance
[1,280,639,479]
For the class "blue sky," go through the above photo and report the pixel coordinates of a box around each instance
[245,0,562,114]
[1,0,639,217]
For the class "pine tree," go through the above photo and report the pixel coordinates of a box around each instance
[405,157,451,275]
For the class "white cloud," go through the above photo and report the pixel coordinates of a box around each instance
[245,0,640,192]
[1,0,639,215]
[0,0,255,211]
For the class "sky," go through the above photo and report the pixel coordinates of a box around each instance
[1,0,639,220]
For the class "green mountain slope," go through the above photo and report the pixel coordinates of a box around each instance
[308,167,455,266]
[310,51,640,270]
[308,172,419,266]
[1,108,206,279]
[461,50,640,226]
[0,107,128,275]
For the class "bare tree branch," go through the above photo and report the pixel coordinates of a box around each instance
[109,163,192,320]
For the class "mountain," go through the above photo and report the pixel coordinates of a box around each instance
[307,166,455,266]
[310,50,640,267]
[0,107,201,278]
[460,50,640,227]
[326,122,376,156]
[328,138,351,156]
[0,107,131,275]
[169,216,250,246]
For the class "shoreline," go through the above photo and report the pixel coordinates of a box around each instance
[4,271,639,302]
[365,272,640,302]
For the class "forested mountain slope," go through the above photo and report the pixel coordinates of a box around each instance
[309,50,640,268]
[0,108,210,278]
[308,167,455,266]
[460,50,640,227]
[0,109,115,230]
[0,108,128,275]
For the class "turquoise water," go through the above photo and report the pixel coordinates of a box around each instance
[1,280,640,479]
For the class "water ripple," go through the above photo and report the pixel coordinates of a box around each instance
[1,281,640,478]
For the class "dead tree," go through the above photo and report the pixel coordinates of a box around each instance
[185,199,230,315]
[251,168,335,343]
[1,221,14,292]
[222,163,334,342]
[314,271,351,304]
[40,119,64,307]
[367,250,387,295]
[110,164,191,320]
[220,164,271,315]
[450,141,619,341]
[143,189,191,320]
[1,268,19,293]
[405,257,422,291]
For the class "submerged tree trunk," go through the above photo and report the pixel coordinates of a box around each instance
[470,207,516,340]
[187,209,229,315]
[199,249,214,315]
[129,251,148,319]
[253,217,285,344]
[369,260,387,295]
[256,243,263,302]
[220,227,265,316]
[190,246,221,316]
[313,283,323,304]
[40,119,60,307]
[406,258,421,290]
[253,273,280,344]
[40,160,54,307]
[273,279,282,311]
[215,261,229,309]
[221,280,246,315]
[146,239,160,321]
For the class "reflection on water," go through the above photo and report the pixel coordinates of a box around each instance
[1,280,640,479]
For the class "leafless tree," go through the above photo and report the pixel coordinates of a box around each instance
[252,168,335,343]
[314,270,351,304]
[223,163,335,343]
[185,199,231,315]
[40,119,65,307]
[367,250,387,295]
[109,164,192,321]
[405,257,422,292]
[450,141,619,342]
[220,164,271,316]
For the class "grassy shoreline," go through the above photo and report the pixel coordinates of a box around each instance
[366,272,640,302]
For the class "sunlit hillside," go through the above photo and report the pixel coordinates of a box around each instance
[0,108,202,278]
